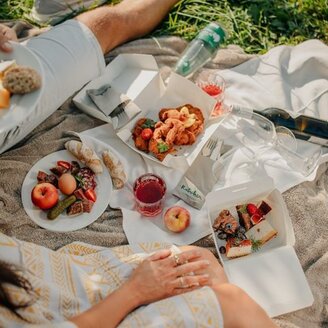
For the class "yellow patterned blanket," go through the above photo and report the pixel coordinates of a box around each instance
[0,233,222,327]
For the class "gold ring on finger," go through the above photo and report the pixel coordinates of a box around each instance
[173,254,181,266]
[179,276,185,288]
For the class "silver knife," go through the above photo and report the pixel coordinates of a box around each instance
[210,139,223,161]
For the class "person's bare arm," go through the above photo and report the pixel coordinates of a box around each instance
[69,249,211,328]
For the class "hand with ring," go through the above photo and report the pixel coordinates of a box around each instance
[0,24,17,53]
[124,248,211,306]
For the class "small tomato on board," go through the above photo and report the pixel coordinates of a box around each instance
[85,188,97,202]
[141,128,153,141]
[202,84,222,97]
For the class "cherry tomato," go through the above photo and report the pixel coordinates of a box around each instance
[57,160,71,170]
[141,128,153,141]
[202,84,222,97]
[85,188,97,202]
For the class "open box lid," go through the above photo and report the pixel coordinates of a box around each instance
[206,177,314,317]
[73,54,164,122]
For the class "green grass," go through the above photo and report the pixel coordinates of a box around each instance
[1,0,327,54]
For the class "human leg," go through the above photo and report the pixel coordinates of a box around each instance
[76,0,179,54]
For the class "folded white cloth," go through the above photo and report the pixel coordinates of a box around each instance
[220,39,328,120]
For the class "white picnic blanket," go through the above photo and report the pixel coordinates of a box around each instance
[220,39,328,120]
[79,40,328,245]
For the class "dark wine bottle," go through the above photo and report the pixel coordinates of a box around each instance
[251,108,328,147]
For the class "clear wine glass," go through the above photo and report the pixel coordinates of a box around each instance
[274,126,322,176]
[235,112,322,177]
[213,110,322,189]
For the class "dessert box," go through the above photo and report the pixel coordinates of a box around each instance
[206,176,314,317]
[73,54,219,170]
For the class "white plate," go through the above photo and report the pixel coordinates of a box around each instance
[0,42,44,133]
[21,150,112,232]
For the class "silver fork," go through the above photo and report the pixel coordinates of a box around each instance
[202,137,218,157]
[109,100,130,126]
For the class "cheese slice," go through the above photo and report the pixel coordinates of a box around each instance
[226,239,252,258]
[246,220,277,245]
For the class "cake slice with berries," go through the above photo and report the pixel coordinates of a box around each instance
[226,238,252,258]
[246,220,277,245]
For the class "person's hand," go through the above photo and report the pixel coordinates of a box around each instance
[0,24,18,52]
[126,248,211,306]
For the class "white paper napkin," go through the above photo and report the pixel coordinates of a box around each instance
[86,84,142,129]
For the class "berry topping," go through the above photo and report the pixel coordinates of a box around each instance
[257,201,272,216]
[246,203,258,216]
[250,213,264,225]
[219,246,226,254]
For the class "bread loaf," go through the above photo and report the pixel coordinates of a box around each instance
[102,150,127,189]
[65,140,103,174]
[3,66,41,94]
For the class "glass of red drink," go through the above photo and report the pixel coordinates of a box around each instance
[133,174,166,217]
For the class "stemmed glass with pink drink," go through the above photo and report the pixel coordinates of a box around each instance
[195,70,228,117]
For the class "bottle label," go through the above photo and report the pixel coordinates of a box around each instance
[197,24,225,51]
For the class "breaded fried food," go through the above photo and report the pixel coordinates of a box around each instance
[174,130,196,146]
[148,138,175,161]
[132,118,149,152]
[132,105,205,161]
[158,108,181,121]
[148,119,184,161]
[159,104,204,138]
[159,104,204,146]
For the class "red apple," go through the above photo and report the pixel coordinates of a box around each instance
[163,206,191,233]
[31,182,59,210]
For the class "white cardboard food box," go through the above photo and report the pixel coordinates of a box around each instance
[206,176,314,317]
[73,54,164,123]
[73,54,219,170]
